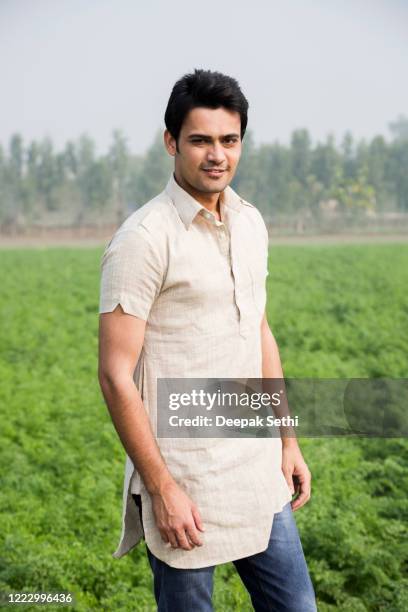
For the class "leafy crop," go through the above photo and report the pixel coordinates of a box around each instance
[0,244,407,611]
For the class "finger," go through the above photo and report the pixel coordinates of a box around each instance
[159,529,170,544]
[167,531,179,548]
[293,474,301,495]
[191,506,206,532]
[291,490,310,511]
[282,467,295,495]
[175,529,193,551]
[291,481,311,511]
[186,525,203,547]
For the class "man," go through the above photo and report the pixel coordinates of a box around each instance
[98,69,317,611]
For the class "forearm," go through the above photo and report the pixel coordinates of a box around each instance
[99,374,175,494]
[261,317,298,446]
[261,320,284,379]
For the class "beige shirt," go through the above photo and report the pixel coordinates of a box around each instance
[99,173,292,569]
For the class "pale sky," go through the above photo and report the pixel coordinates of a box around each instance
[1,0,407,154]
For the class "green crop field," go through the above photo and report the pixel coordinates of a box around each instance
[0,243,407,611]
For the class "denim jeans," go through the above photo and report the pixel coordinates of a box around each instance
[132,494,317,611]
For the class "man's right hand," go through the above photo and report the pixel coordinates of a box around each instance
[151,479,205,550]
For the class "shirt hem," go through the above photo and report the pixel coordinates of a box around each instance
[142,491,293,569]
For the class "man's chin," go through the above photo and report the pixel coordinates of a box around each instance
[197,176,230,193]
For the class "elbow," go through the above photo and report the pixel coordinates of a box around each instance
[98,362,117,395]
[98,368,111,400]
[98,359,108,386]
[98,365,133,396]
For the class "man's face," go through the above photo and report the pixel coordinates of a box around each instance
[164,106,242,197]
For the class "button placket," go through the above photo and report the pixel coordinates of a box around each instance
[216,223,230,257]
[229,230,252,338]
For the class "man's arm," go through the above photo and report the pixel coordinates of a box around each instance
[98,304,205,550]
[260,312,311,510]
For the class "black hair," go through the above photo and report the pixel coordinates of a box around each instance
[164,69,249,145]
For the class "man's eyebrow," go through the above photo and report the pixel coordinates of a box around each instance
[187,133,240,139]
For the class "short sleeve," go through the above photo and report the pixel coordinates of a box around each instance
[99,227,164,321]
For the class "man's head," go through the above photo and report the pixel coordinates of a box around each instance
[164,69,249,199]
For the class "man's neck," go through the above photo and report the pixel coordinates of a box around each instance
[173,172,221,220]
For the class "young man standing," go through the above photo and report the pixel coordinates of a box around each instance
[98,69,317,611]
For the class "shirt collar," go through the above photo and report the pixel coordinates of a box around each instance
[165,172,243,230]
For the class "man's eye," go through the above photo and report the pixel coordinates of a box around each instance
[224,138,238,145]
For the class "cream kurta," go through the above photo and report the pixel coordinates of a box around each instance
[99,173,292,569]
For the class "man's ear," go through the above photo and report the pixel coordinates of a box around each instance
[164,129,177,156]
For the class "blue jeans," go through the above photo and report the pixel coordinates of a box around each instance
[139,499,317,612]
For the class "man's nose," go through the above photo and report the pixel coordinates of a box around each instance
[206,143,226,164]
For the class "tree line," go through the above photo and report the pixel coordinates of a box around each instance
[1,116,407,231]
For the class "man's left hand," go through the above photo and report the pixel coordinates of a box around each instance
[281,442,311,511]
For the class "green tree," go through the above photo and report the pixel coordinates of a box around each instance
[231,131,260,207]
[387,140,408,211]
[109,129,129,223]
[76,135,113,222]
[7,134,25,225]
[341,131,356,180]
[331,172,376,215]
[389,115,408,141]
[76,134,96,220]
[21,141,40,222]
[366,136,389,210]
[0,143,13,225]
[311,134,342,190]
[290,128,312,186]
[63,141,78,178]
[136,130,172,204]
[36,138,62,212]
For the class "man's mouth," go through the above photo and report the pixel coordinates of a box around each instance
[201,168,227,177]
